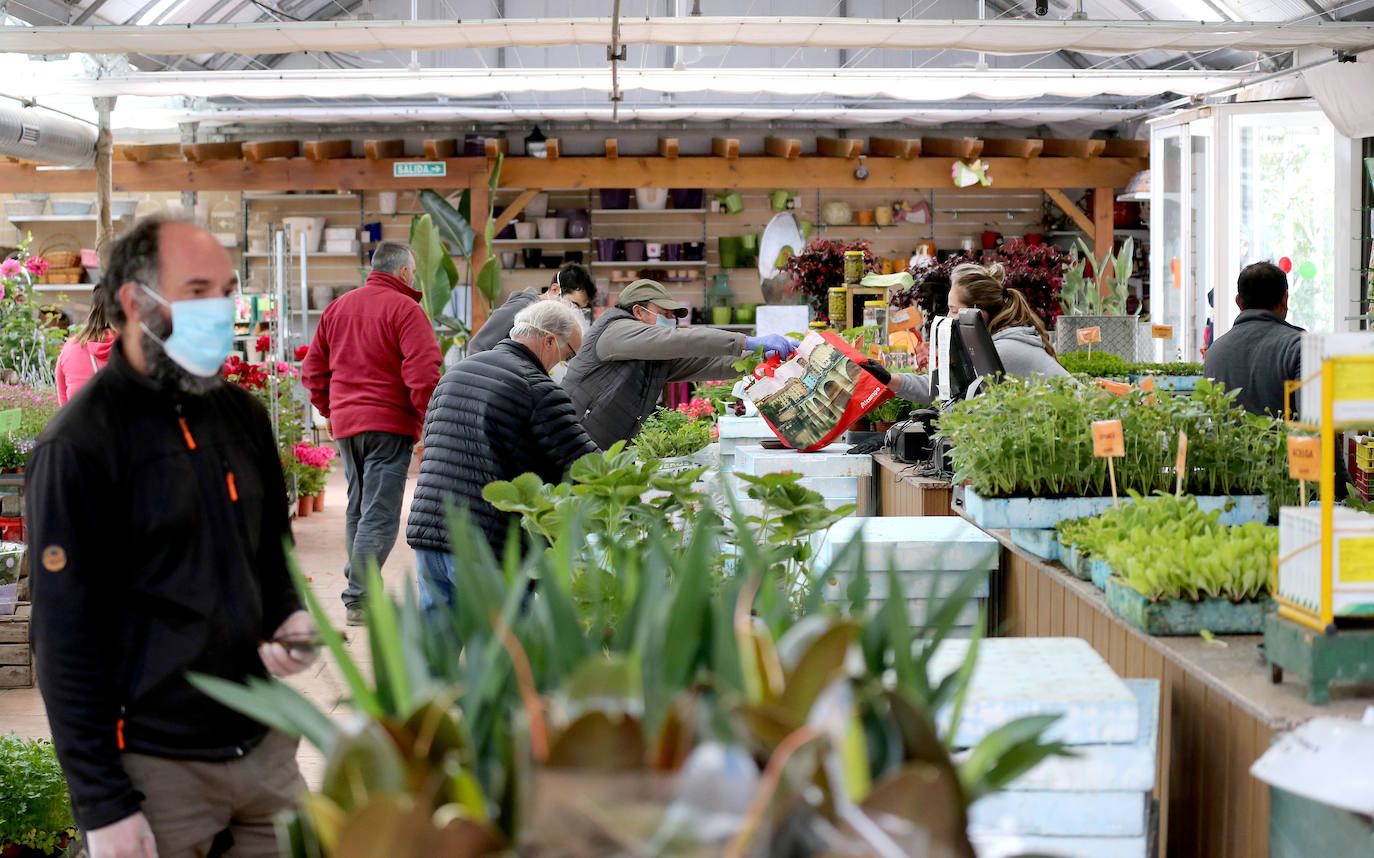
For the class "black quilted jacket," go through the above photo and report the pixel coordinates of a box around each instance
[406,339,599,555]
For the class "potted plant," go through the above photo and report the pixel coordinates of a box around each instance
[293,442,335,510]
[0,734,77,856]
[634,406,714,473]
[1054,237,1145,362]
[780,238,876,321]
[0,237,67,388]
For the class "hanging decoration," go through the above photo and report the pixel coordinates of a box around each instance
[952,159,992,188]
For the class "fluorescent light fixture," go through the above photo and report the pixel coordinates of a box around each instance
[138,0,189,26]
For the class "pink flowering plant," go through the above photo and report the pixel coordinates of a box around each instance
[0,384,59,471]
[0,235,65,385]
[290,442,336,496]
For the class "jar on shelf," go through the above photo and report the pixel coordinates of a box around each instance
[863,300,889,346]
[828,287,847,328]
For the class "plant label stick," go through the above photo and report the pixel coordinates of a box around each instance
[1175,431,1189,498]
[1092,419,1125,507]
[1151,324,1174,340]
[1288,435,1320,506]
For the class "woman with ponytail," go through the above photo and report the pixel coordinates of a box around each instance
[866,261,1067,403]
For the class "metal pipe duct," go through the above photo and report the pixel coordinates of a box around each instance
[0,103,96,167]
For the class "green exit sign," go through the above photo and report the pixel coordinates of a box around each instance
[393,161,446,178]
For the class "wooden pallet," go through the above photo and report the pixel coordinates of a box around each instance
[0,602,32,688]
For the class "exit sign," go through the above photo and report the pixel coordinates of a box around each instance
[393,161,446,178]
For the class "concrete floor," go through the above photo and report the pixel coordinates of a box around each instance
[0,463,416,789]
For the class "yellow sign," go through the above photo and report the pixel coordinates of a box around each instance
[1176,432,1189,477]
[1151,324,1174,340]
[1334,361,1374,403]
[1287,435,1322,481]
[1338,537,1374,583]
[1077,327,1102,345]
[1092,420,1125,458]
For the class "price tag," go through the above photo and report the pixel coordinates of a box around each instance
[1151,324,1174,340]
[1339,537,1374,583]
[1287,435,1321,481]
[1077,327,1102,345]
[1097,379,1132,398]
[1176,431,1189,476]
[1092,420,1125,458]
[867,345,883,361]
[1139,375,1156,393]
[0,409,18,435]
[891,309,912,325]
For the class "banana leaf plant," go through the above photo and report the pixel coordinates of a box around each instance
[410,154,505,355]
[193,458,1069,857]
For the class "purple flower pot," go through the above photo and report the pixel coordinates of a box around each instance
[559,208,591,239]
[664,243,681,261]
[623,240,647,263]
[463,134,487,157]
[494,207,517,240]
[682,241,706,261]
[599,189,631,209]
[670,188,703,209]
[522,248,543,268]
[595,238,617,262]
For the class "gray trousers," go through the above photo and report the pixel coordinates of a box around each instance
[336,430,413,607]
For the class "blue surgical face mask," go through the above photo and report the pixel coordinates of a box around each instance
[140,285,237,378]
[655,314,677,329]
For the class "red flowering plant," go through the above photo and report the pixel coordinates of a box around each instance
[893,240,1068,331]
[675,396,716,422]
[780,238,878,321]
[291,442,336,496]
[222,354,306,468]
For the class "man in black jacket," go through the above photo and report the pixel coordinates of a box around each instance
[1204,261,1306,417]
[27,219,316,858]
[406,299,599,609]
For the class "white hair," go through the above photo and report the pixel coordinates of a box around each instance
[510,298,582,343]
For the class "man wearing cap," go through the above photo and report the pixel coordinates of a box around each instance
[563,278,796,450]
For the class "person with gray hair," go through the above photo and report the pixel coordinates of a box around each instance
[406,297,598,608]
[302,239,442,624]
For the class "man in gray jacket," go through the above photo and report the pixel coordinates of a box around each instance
[468,263,596,353]
[563,279,796,449]
[1204,261,1305,418]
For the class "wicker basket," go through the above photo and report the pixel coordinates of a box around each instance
[37,234,81,269]
[40,267,83,285]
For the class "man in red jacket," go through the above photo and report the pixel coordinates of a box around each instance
[302,241,442,625]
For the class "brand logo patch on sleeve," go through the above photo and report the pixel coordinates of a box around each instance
[41,546,67,572]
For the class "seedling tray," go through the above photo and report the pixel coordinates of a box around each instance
[1105,578,1273,635]
[964,489,1267,531]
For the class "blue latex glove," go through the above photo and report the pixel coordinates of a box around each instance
[745,334,798,360]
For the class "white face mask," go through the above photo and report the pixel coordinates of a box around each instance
[655,314,677,329]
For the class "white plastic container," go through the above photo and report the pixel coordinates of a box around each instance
[281,216,326,253]
[536,217,566,240]
[524,192,550,219]
[513,222,536,240]
[324,227,357,241]
[324,239,359,254]
[635,188,668,210]
[1278,505,1374,618]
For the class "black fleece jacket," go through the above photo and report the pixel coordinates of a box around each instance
[26,344,299,831]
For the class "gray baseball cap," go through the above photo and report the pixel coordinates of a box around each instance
[618,279,689,317]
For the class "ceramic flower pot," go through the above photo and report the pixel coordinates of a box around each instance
[670,188,703,209]
[710,306,734,325]
[296,496,313,518]
[313,490,325,512]
[599,188,631,209]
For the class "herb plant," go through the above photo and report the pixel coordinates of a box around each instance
[1130,361,1205,377]
[0,734,76,854]
[1057,351,1132,378]
[1056,492,1276,602]
[633,407,713,459]
[938,376,1297,508]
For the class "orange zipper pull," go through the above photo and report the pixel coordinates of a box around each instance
[178,417,197,451]
[115,717,126,750]
[226,471,239,502]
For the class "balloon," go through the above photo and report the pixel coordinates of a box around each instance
[1298,260,1318,280]
[1278,257,1293,273]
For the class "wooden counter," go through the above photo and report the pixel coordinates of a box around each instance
[987,528,1374,858]
[873,453,953,516]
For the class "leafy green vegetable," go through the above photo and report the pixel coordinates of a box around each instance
[1057,350,1132,378]
[633,407,713,459]
[1056,492,1277,603]
[0,734,76,854]
[1130,361,1204,377]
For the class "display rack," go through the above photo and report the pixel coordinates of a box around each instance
[1267,352,1374,704]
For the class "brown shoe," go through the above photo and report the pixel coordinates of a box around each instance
[345,605,365,627]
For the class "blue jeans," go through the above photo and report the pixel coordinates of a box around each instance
[414,548,455,613]
[336,431,413,607]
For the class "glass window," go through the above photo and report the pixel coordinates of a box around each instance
[1229,114,1336,333]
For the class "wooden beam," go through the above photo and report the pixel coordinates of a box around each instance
[764,137,803,160]
[241,140,300,161]
[920,138,984,159]
[604,139,618,159]
[114,143,181,162]
[1093,186,1115,273]
[817,137,863,158]
[483,137,510,159]
[1102,139,1150,159]
[711,138,740,160]
[1044,188,1094,236]
[657,137,679,159]
[184,142,243,162]
[364,139,406,160]
[981,139,1044,159]
[0,154,1146,193]
[490,188,540,236]
[1041,139,1108,158]
[868,137,921,159]
[304,139,353,161]
[543,139,561,160]
[424,138,458,159]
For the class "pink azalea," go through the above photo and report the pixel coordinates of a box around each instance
[0,259,22,279]
[24,257,48,277]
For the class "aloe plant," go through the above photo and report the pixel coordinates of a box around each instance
[1059,236,1133,316]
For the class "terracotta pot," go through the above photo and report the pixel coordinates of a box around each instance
[313,490,325,512]
[297,497,313,518]
[874,421,895,432]
[856,209,874,226]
